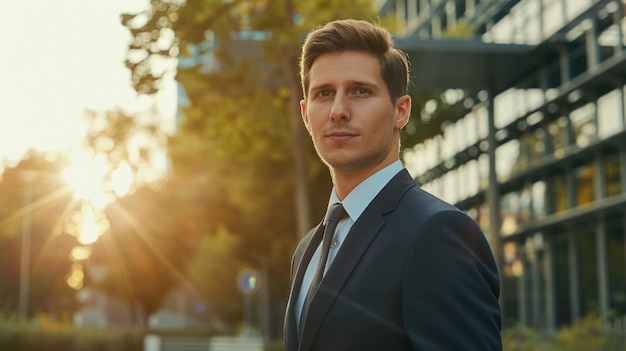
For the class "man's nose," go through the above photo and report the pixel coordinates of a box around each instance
[330,94,350,121]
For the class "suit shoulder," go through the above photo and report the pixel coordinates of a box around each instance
[402,185,462,216]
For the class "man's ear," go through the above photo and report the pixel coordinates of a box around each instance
[300,99,312,134]
[395,95,411,129]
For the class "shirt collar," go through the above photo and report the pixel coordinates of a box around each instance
[327,160,403,224]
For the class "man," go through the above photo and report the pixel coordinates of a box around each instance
[284,19,502,351]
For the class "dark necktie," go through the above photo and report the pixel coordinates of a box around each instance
[299,203,347,336]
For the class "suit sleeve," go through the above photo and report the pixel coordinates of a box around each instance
[402,209,502,350]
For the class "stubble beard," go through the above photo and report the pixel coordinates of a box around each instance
[316,140,393,176]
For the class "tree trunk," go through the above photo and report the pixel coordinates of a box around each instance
[285,0,311,238]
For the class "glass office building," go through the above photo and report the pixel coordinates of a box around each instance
[380,0,626,331]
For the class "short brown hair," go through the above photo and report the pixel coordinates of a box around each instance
[299,19,410,102]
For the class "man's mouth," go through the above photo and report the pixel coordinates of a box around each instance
[326,131,357,141]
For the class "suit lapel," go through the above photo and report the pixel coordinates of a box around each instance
[298,169,416,351]
[284,223,324,351]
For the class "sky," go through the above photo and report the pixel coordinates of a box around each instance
[0,0,177,169]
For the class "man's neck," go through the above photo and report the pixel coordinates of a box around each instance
[330,159,399,200]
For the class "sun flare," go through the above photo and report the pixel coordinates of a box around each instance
[63,151,108,201]
[62,150,134,205]
[61,149,132,247]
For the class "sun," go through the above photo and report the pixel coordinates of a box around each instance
[62,150,134,204]
[62,150,109,202]
[62,149,134,245]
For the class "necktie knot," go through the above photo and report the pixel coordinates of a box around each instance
[326,203,347,226]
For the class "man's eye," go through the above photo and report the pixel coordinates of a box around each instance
[318,90,332,97]
[354,88,370,95]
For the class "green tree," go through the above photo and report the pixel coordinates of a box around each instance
[120,0,378,334]
[77,107,188,324]
[92,184,191,324]
[0,151,80,320]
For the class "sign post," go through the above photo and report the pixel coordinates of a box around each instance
[237,268,261,336]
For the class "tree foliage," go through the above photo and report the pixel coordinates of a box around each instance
[0,151,80,319]
[120,0,378,330]
[92,184,192,323]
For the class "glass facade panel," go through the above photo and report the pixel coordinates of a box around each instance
[456,164,466,201]
[503,0,543,44]
[575,164,595,207]
[565,0,593,21]
[455,117,468,151]
[511,7,526,44]
[622,17,626,47]
[607,218,626,318]
[442,125,456,160]
[502,241,521,327]
[464,112,479,146]
[551,171,568,213]
[531,181,547,220]
[525,88,545,112]
[525,233,547,329]
[478,202,490,234]
[467,160,479,197]
[605,155,622,197]
[547,116,570,158]
[526,0,542,44]
[476,105,488,140]
[514,134,530,174]
[520,185,532,225]
[424,138,439,170]
[479,154,489,191]
[443,170,457,204]
[552,236,572,328]
[496,140,521,181]
[490,13,513,44]
[570,103,597,148]
[598,90,624,139]
[501,191,522,236]
[542,0,564,38]
[529,128,547,165]
[495,89,519,128]
[576,226,599,319]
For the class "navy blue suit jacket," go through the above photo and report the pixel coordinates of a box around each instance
[284,169,502,351]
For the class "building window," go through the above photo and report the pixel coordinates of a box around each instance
[552,235,572,328]
[529,128,548,166]
[479,154,490,191]
[501,190,523,236]
[570,103,597,148]
[548,116,571,158]
[496,139,521,181]
[576,225,599,319]
[565,0,594,21]
[502,241,521,327]
[605,154,622,197]
[550,171,568,214]
[598,90,624,139]
[532,180,547,219]
[525,88,545,113]
[442,170,458,204]
[542,0,565,39]
[467,160,480,197]
[575,164,595,207]
[607,217,626,318]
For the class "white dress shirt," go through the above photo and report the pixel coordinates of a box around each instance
[295,160,404,327]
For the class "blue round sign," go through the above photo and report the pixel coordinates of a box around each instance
[238,268,261,294]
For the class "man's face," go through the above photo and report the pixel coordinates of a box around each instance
[301,50,410,177]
